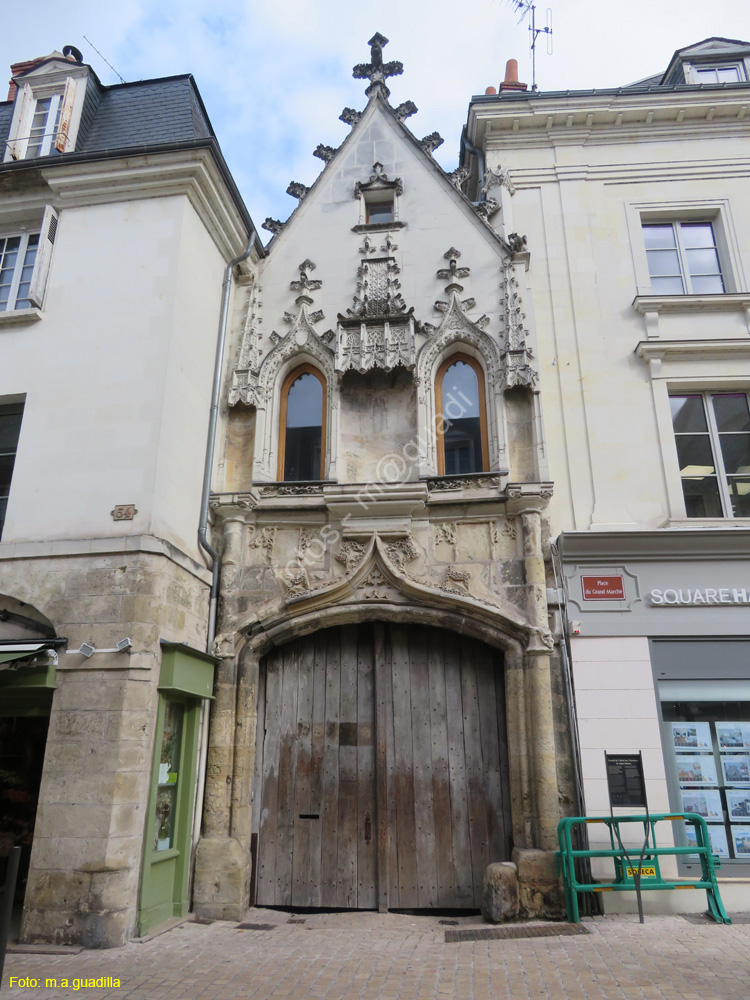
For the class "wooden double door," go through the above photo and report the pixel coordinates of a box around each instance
[254,622,511,910]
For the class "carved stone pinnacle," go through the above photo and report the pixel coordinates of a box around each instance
[313,143,338,163]
[352,33,403,98]
[262,218,285,236]
[286,181,310,201]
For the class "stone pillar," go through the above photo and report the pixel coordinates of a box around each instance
[193,634,250,920]
[518,506,560,851]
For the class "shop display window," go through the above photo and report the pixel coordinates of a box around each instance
[661,696,750,868]
[153,701,183,853]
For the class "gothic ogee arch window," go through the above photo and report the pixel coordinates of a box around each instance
[435,353,489,476]
[278,364,326,481]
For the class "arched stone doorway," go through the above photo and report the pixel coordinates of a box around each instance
[253,621,511,910]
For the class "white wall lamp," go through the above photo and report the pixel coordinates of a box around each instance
[67,637,132,656]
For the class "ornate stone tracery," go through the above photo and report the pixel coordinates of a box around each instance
[499,258,538,390]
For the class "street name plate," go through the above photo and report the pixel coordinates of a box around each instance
[581,575,625,600]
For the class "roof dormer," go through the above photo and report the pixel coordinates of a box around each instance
[4,45,90,162]
[661,37,750,88]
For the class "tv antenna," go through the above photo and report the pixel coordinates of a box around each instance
[504,1,553,91]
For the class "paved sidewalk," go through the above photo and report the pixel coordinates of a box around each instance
[3,909,750,1000]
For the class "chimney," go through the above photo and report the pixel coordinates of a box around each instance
[499,59,528,93]
[485,86,497,95]
[7,47,81,101]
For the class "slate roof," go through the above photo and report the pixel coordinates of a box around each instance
[0,68,259,246]
[0,73,214,156]
[78,76,213,152]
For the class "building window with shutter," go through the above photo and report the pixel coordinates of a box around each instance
[0,207,59,316]
[4,74,81,163]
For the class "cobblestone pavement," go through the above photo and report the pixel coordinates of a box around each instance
[4,909,750,1000]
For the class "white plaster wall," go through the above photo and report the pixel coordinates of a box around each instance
[0,195,224,562]
[484,131,750,535]
[233,100,510,488]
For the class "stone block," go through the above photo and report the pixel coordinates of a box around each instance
[193,836,251,920]
[49,710,108,740]
[513,847,565,920]
[482,862,519,923]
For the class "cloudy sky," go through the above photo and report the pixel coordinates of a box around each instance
[4,1,750,238]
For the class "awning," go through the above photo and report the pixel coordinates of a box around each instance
[0,643,58,669]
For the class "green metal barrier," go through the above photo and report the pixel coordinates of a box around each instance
[556,813,731,924]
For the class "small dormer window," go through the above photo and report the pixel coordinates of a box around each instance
[4,49,87,163]
[26,95,63,159]
[353,162,404,231]
[366,199,393,225]
[684,61,747,85]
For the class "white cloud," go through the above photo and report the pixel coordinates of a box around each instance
[3,0,750,229]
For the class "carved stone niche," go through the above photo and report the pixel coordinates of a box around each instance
[336,253,416,375]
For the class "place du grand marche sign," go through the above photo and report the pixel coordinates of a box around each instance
[580,575,750,607]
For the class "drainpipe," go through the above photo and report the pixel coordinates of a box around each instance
[198,232,256,650]
[192,232,256,850]
[460,126,486,204]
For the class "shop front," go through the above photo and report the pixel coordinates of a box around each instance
[558,528,750,912]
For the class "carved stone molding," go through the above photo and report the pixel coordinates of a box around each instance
[448,165,470,190]
[250,526,277,563]
[434,522,457,547]
[419,132,444,154]
[394,100,418,121]
[385,534,420,569]
[340,107,362,127]
[442,566,472,595]
[280,566,310,600]
[354,161,404,199]
[352,32,403,99]
[258,484,325,498]
[482,164,516,198]
[499,258,538,390]
[335,538,366,572]
[428,474,504,493]
[417,292,504,386]
[313,144,339,163]
[475,198,500,223]
[507,233,527,254]
[262,218,285,236]
[286,181,310,201]
[211,633,236,659]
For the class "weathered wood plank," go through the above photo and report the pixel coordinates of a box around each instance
[291,636,314,906]
[306,631,327,906]
[357,625,377,909]
[337,624,359,907]
[427,628,455,908]
[374,623,389,912]
[460,638,490,905]
[384,627,399,908]
[390,623,418,908]
[250,651,268,906]
[275,641,299,906]
[320,630,341,907]
[410,626,438,908]
[257,647,282,905]
[475,644,505,863]
[496,662,513,859]
[444,632,473,907]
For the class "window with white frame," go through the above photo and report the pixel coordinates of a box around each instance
[0,208,59,313]
[0,234,40,311]
[669,392,750,519]
[642,222,725,294]
[691,64,745,84]
[4,73,81,163]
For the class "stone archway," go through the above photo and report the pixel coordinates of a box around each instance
[253,620,511,910]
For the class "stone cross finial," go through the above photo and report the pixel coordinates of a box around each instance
[352,32,403,98]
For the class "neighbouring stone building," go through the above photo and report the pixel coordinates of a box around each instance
[0,47,261,946]
[460,36,750,913]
